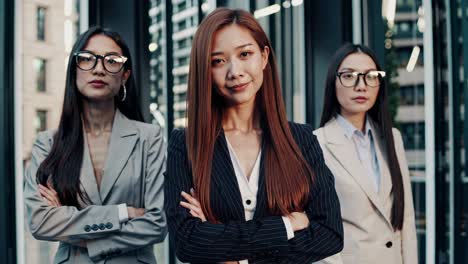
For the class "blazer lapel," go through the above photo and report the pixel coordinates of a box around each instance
[372,127,393,203]
[323,118,387,216]
[369,121,393,227]
[211,131,245,221]
[80,135,103,205]
[99,110,138,203]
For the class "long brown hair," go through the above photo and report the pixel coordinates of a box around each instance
[186,8,314,222]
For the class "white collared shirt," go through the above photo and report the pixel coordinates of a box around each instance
[225,137,261,220]
[336,114,381,192]
[225,137,294,264]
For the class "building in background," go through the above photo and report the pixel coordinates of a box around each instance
[22,0,79,161]
[20,0,80,263]
[391,1,428,262]
[148,0,213,132]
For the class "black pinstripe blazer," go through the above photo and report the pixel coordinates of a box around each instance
[164,122,343,264]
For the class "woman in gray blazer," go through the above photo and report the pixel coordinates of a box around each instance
[24,27,167,264]
[313,43,418,264]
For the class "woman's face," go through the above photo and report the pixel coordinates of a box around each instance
[335,53,380,117]
[210,24,269,106]
[75,34,130,102]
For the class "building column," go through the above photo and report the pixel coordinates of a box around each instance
[88,0,151,121]
[304,0,352,127]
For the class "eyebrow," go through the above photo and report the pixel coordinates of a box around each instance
[81,50,122,56]
[339,67,377,72]
[211,43,254,56]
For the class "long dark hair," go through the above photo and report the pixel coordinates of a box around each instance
[36,26,143,208]
[187,8,314,222]
[320,43,405,230]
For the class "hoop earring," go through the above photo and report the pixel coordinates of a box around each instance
[121,84,127,102]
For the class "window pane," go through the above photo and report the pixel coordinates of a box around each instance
[34,58,46,92]
[35,110,47,133]
[37,7,46,41]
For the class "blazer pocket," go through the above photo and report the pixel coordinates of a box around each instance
[136,247,156,264]
[53,245,71,264]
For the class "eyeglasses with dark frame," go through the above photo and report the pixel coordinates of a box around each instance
[74,51,128,74]
[336,70,386,88]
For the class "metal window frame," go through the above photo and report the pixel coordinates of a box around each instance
[164,0,174,137]
[352,0,363,44]
[14,0,25,262]
[422,1,436,263]
[445,0,464,263]
[0,0,17,263]
[430,1,448,263]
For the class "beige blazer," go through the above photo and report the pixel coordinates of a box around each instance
[24,110,167,264]
[313,118,418,264]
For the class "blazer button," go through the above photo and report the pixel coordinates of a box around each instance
[246,199,251,205]
[84,225,91,232]
[92,224,99,231]
[99,223,106,230]
[105,222,113,229]
[386,241,393,248]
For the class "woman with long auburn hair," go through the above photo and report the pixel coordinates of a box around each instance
[314,43,418,264]
[164,8,343,263]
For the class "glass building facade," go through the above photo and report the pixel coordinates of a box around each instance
[1,0,466,263]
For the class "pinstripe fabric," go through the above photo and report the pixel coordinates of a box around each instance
[164,122,343,263]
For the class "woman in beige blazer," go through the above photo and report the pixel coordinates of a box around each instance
[313,43,418,264]
[24,27,167,263]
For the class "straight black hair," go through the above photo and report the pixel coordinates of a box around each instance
[320,43,405,230]
[36,26,143,208]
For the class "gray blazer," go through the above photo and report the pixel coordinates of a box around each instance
[24,110,167,264]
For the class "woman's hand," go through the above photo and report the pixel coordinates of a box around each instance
[180,188,206,222]
[288,212,310,232]
[127,207,145,219]
[38,184,62,207]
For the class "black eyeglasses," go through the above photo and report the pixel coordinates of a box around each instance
[74,51,128,73]
[336,70,386,88]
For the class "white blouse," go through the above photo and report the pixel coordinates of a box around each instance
[225,137,294,264]
[336,114,381,192]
